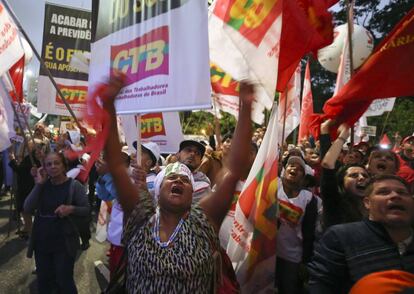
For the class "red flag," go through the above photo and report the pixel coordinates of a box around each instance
[8,56,24,102]
[277,0,337,91]
[299,61,314,140]
[322,7,414,126]
[380,134,392,146]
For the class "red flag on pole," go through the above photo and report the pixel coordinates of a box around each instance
[322,7,414,126]
[8,56,24,102]
[298,60,314,141]
[380,134,392,146]
[277,0,337,91]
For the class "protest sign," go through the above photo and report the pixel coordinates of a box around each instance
[37,3,91,116]
[90,0,210,114]
[119,112,183,154]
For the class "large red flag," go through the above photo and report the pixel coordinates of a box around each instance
[298,60,314,141]
[277,0,337,92]
[322,7,414,126]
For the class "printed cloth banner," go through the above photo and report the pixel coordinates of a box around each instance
[364,98,396,117]
[227,103,279,293]
[90,0,211,114]
[0,4,24,77]
[298,60,314,141]
[119,112,184,154]
[0,85,15,151]
[208,0,281,115]
[211,62,274,125]
[37,3,91,116]
[278,64,301,144]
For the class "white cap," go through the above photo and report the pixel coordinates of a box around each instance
[142,142,161,165]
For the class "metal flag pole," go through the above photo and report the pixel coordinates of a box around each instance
[1,0,82,129]
[346,0,356,145]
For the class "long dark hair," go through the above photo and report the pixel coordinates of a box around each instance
[336,163,368,196]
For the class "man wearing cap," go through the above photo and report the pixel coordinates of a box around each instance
[397,135,414,186]
[176,139,211,203]
[276,155,320,294]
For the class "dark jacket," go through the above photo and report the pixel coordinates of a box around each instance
[9,155,40,199]
[24,178,89,258]
[308,219,414,294]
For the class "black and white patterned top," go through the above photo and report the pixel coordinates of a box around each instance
[123,191,219,293]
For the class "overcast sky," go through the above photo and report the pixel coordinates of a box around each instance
[8,0,91,75]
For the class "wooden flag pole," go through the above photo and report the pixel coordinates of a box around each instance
[1,0,82,130]
[136,114,142,165]
[211,96,222,148]
[281,91,288,146]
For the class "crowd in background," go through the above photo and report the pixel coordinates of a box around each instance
[1,82,414,293]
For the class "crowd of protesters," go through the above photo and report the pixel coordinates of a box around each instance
[0,79,413,293]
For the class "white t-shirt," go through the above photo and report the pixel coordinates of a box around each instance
[276,179,313,263]
[107,173,157,246]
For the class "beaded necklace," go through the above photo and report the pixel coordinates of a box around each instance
[153,207,185,248]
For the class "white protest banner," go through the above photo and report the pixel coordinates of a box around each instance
[90,0,211,114]
[0,4,24,76]
[364,98,396,117]
[120,112,184,154]
[0,87,15,151]
[37,4,91,116]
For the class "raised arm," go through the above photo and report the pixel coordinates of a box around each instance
[24,167,47,214]
[200,81,253,231]
[101,76,142,217]
[321,123,350,170]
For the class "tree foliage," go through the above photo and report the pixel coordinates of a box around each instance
[185,0,414,138]
[310,0,414,140]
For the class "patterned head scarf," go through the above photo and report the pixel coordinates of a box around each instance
[154,162,195,200]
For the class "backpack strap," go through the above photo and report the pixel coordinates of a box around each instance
[66,178,76,205]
